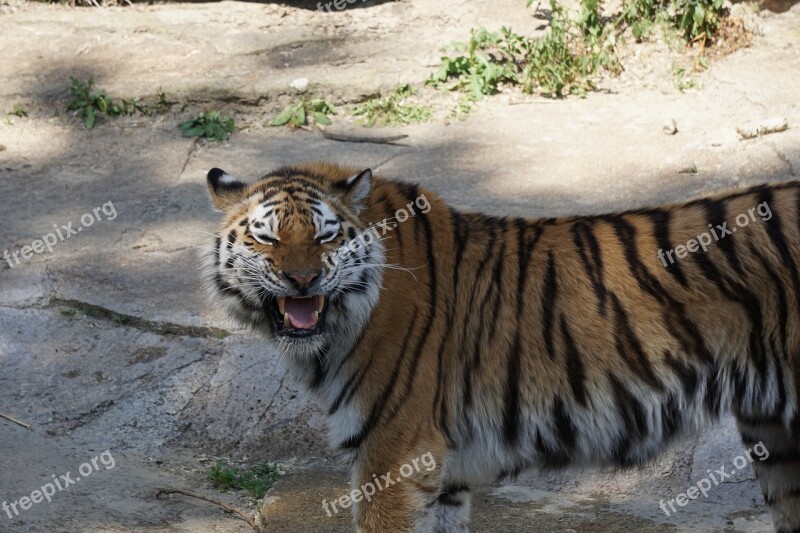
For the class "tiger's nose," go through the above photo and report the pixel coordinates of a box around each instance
[285,270,321,291]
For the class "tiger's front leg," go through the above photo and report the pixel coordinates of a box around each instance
[351,445,449,532]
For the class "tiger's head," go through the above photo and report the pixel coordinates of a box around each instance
[201,163,384,359]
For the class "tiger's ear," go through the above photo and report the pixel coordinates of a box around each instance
[207,168,246,210]
[341,169,372,213]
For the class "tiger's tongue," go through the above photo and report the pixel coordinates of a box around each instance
[285,298,318,329]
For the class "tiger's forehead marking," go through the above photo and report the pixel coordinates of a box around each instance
[243,187,342,242]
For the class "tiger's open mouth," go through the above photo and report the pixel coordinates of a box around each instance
[269,295,327,338]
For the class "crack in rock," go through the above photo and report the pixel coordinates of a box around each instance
[51,298,230,339]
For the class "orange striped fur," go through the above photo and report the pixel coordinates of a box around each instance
[203,162,800,532]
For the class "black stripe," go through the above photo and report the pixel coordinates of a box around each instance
[552,396,577,453]
[431,210,467,446]
[646,209,689,287]
[258,190,283,204]
[762,189,799,275]
[340,307,419,449]
[386,183,439,421]
[608,372,649,466]
[661,394,682,443]
[390,193,406,254]
[604,214,712,366]
[663,350,700,400]
[515,219,535,313]
[501,220,545,446]
[749,243,789,360]
[541,250,559,360]
[603,215,672,301]
[701,199,744,275]
[692,252,769,379]
[487,218,508,343]
[225,230,237,269]
[704,365,723,417]
[328,361,371,415]
[435,484,470,506]
[436,493,465,507]
[502,333,523,445]
[761,188,800,324]
[462,221,499,411]
[748,243,788,415]
[560,315,588,407]
[452,208,470,292]
[609,292,662,390]
[571,219,608,314]
[310,356,326,389]
[331,328,369,380]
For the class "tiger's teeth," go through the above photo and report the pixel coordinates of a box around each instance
[278,297,286,315]
[284,313,290,328]
[316,296,325,313]
[313,310,319,324]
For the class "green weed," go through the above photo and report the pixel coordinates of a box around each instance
[672,61,699,91]
[270,98,337,128]
[177,111,235,141]
[67,77,149,129]
[208,460,282,499]
[351,85,432,127]
[619,0,727,43]
[428,1,619,99]
[9,105,27,118]
[154,89,175,114]
[672,0,725,42]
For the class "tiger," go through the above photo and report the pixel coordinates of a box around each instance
[202,161,800,533]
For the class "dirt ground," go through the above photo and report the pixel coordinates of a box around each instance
[1,0,799,531]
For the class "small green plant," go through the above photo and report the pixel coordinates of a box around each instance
[67,77,149,129]
[177,111,235,141]
[270,98,337,128]
[672,62,699,91]
[672,0,724,42]
[9,105,27,118]
[154,89,174,114]
[449,96,475,121]
[617,0,727,44]
[428,3,620,100]
[208,460,281,499]
[351,85,432,127]
[427,27,519,100]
